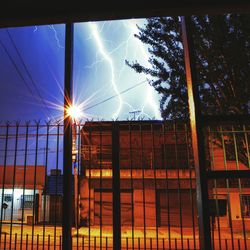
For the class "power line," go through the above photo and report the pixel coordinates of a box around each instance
[6,29,52,119]
[84,79,147,111]
[0,39,36,97]
[0,32,149,118]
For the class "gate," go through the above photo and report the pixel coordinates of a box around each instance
[0,120,249,249]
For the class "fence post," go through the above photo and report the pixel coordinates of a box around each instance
[181,16,212,250]
[63,22,74,250]
[112,122,121,250]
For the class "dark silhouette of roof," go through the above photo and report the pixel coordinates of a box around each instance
[1,1,249,28]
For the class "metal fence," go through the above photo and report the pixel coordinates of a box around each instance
[207,123,250,250]
[0,120,249,249]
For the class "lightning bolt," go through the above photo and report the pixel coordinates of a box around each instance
[85,20,161,120]
[88,22,122,119]
[43,20,160,121]
[24,20,162,122]
[123,19,161,119]
[33,25,64,49]
[48,25,64,49]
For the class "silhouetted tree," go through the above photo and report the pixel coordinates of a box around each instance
[126,15,250,119]
[126,15,250,166]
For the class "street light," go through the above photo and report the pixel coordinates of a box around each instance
[66,104,82,162]
[66,105,83,121]
[66,104,82,228]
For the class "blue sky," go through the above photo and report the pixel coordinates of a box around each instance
[0,19,162,123]
[0,19,163,171]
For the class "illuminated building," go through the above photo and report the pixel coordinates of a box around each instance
[0,165,45,223]
[79,120,250,232]
[80,120,196,228]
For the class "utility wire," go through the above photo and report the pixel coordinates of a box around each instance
[0,39,36,97]
[6,29,52,119]
[84,79,147,111]
[0,33,148,118]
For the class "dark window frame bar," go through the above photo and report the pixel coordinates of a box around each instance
[0,3,249,249]
[1,2,250,28]
[207,170,250,179]
[63,22,73,250]
[112,122,121,250]
[181,16,212,250]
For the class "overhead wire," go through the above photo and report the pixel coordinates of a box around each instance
[0,38,50,120]
[6,29,52,119]
[0,28,150,119]
[84,79,148,111]
[0,39,36,97]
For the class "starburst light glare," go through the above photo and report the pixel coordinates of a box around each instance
[67,104,83,121]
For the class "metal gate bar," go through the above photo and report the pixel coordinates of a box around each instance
[63,22,74,250]
[112,122,121,250]
[0,121,248,249]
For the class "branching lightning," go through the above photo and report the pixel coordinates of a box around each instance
[48,25,64,49]
[123,19,161,119]
[88,22,122,119]
[33,25,64,49]
[32,20,162,121]
[84,20,161,120]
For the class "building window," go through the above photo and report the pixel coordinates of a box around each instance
[156,189,197,227]
[242,195,250,217]
[21,195,34,209]
[161,144,190,169]
[4,194,13,202]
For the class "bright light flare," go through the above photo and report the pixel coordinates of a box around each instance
[67,104,83,120]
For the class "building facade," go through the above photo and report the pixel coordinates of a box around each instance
[79,120,250,232]
[0,165,45,224]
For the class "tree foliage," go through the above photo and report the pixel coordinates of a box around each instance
[126,15,250,167]
[126,15,250,120]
